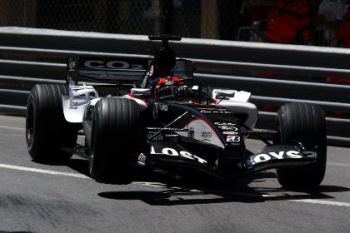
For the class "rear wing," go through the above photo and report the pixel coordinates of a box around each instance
[66,55,149,85]
[66,55,194,85]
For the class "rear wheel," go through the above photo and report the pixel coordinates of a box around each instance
[26,84,77,164]
[89,97,143,184]
[276,103,327,189]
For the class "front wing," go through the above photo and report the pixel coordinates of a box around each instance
[140,143,317,180]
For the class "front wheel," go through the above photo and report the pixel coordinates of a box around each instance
[89,97,143,184]
[276,103,327,189]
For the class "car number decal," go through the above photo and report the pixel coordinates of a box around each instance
[226,135,241,143]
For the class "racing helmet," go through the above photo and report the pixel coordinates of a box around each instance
[154,76,184,99]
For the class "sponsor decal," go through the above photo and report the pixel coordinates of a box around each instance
[147,133,164,141]
[200,109,231,114]
[250,150,303,165]
[223,131,239,135]
[201,131,212,139]
[226,135,241,143]
[219,126,239,131]
[83,60,144,70]
[214,122,236,126]
[150,146,207,164]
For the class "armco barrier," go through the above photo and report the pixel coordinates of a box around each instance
[0,27,349,146]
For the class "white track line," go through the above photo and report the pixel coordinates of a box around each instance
[261,193,350,207]
[0,163,89,179]
[0,125,25,131]
[328,162,350,168]
[292,199,350,207]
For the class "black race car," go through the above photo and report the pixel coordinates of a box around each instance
[26,35,327,189]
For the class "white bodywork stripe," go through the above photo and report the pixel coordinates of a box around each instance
[177,118,225,148]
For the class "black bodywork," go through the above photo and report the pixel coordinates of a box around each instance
[70,35,318,182]
[80,94,316,181]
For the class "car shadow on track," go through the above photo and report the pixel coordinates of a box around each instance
[98,185,267,205]
[99,169,350,206]
[67,158,90,177]
[98,184,350,206]
[65,158,350,206]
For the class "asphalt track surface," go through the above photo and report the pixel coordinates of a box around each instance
[0,115,349,233]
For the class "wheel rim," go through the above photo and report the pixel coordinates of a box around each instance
[26,102,34,147]
[89,119,96,177]
[89,152,95,176]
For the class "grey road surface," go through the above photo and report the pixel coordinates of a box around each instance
[0,115,349,233]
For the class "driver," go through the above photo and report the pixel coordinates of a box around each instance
[147,47,191,98]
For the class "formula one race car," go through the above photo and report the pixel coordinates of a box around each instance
[25,35,327,189]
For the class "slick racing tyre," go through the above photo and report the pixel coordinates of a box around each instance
[276,103,327,189]
[89,97,143,184]
[26,84,77,164]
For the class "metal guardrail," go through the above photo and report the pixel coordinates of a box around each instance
[0,27,349,146]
